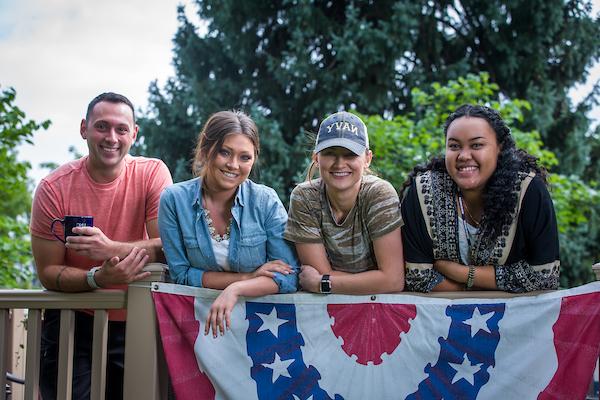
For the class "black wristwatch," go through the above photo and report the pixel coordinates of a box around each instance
[320,274,332,294]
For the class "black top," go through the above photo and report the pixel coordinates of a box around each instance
[401,170,560,293]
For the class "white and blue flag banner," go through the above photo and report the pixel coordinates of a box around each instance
[152,282,600,400]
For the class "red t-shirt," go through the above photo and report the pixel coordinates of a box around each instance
[30,155,173,320]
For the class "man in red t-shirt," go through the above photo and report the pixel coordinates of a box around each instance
[30,92,173,399]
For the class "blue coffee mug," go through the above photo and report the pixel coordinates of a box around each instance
[50,216,94,243]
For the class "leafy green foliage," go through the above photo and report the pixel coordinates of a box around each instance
[135,1,599,286]
[136,0,599,202]
[365,73,557,187]
[0,86,50,288]
[365,73,599,287]
[0,216,36,286]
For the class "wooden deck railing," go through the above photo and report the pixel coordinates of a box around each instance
[0,263,598,400]
[0,263,169,400]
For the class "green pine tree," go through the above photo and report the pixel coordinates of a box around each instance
[135,0,599,196]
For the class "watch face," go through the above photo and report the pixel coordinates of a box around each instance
[320,275,331,293]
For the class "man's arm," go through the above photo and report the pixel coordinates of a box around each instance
[64,218,165,263]
[32,235,151,292]
[32,236,87,292]
[144,219,165,262]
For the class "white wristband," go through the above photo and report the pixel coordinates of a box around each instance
[86,266,102,289]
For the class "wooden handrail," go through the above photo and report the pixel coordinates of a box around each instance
[0,263,167,400]
[0,289,126,310]
[0,288,125,400]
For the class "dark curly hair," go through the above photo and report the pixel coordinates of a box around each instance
[401,104,547,241]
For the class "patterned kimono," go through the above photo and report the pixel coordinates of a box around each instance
[401,169,560,293]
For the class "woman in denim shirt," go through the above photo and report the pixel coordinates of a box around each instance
[158,110,298,337]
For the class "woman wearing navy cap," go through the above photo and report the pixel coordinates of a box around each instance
[284,111,405,294]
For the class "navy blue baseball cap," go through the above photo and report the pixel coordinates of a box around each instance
[315,111,368,155]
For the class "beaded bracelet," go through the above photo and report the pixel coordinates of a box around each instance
[466,265,475,289]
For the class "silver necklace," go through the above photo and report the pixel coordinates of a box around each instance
[204,209,231,242]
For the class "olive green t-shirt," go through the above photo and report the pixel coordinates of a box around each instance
[284,175,402,273]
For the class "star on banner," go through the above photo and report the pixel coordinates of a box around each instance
[449,354,481,385]
[262,353,294,384]
[256,307,288,338]
[293,395,314,400]
[464,307,494,337]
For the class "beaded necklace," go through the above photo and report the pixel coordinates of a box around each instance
[204,209,231,242]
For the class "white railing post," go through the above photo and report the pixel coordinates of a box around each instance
[122,263,169,400]
[593,263,600,282]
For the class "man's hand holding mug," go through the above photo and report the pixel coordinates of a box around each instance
[65,226,122,261]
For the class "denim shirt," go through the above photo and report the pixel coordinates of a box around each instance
[158,177,299,293]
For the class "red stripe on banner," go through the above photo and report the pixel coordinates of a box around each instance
[538,292,600,400]
[153,291,216,400]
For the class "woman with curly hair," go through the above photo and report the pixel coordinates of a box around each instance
[401,104,559,292]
